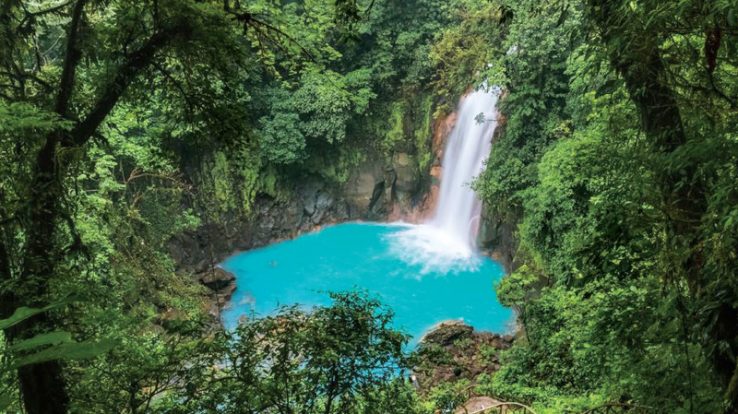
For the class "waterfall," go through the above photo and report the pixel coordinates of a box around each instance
[388,85,500,273]
[431,87,500,248]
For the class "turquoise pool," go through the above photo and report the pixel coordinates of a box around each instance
[221,222,513,341]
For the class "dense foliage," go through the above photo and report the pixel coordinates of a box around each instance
[474,1,738,413]
[71,292,421,414]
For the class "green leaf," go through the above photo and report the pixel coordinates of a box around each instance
[0,392,13,411]
[0,297,79,330]
[0,307,48,330]
[12,339,116,368]
[9,331,73,353]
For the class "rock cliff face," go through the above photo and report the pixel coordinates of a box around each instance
[168,143,438,313]
[479,212,518,272]
[169,152,430,277]
[170,103,454,281]
[176,157,424,316]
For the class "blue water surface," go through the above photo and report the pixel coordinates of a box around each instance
[221,222,513,341]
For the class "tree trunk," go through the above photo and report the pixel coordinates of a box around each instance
[9,133,70,413]
[0,2,86,410]
[0,132,70,412]
[2,16,191,411]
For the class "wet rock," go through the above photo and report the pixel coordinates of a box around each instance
[215,283,237,305]
[383,167,397,202]
[342,157,389,214]
[335,200,350,220]
[479,209,519,273]
[312,191,334,224]
[301,182,320,216]
[199,267,236,292]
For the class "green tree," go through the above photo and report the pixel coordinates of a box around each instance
[0,1,327,412]
[474,0,738,412]
[156,292,421,414]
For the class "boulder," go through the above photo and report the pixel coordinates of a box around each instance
[414,322,514,395]
[199,267,236,292]
[216,283,237,306]
[422,321,474,347]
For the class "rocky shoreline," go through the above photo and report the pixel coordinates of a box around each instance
[173,184,428,318]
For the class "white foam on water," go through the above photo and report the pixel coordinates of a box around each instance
[386,224,480,275]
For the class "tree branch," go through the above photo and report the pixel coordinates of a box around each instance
[151,61,197,117]
[17,0,75,30]
[55,0,86,116]
[69,24,192,147]
[229,11,315,61]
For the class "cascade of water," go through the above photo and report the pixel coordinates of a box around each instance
[430,86,500,248]
[388,85,500,273]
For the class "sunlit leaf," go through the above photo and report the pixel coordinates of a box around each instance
[9,331,74,353]
[13,339,116,368]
